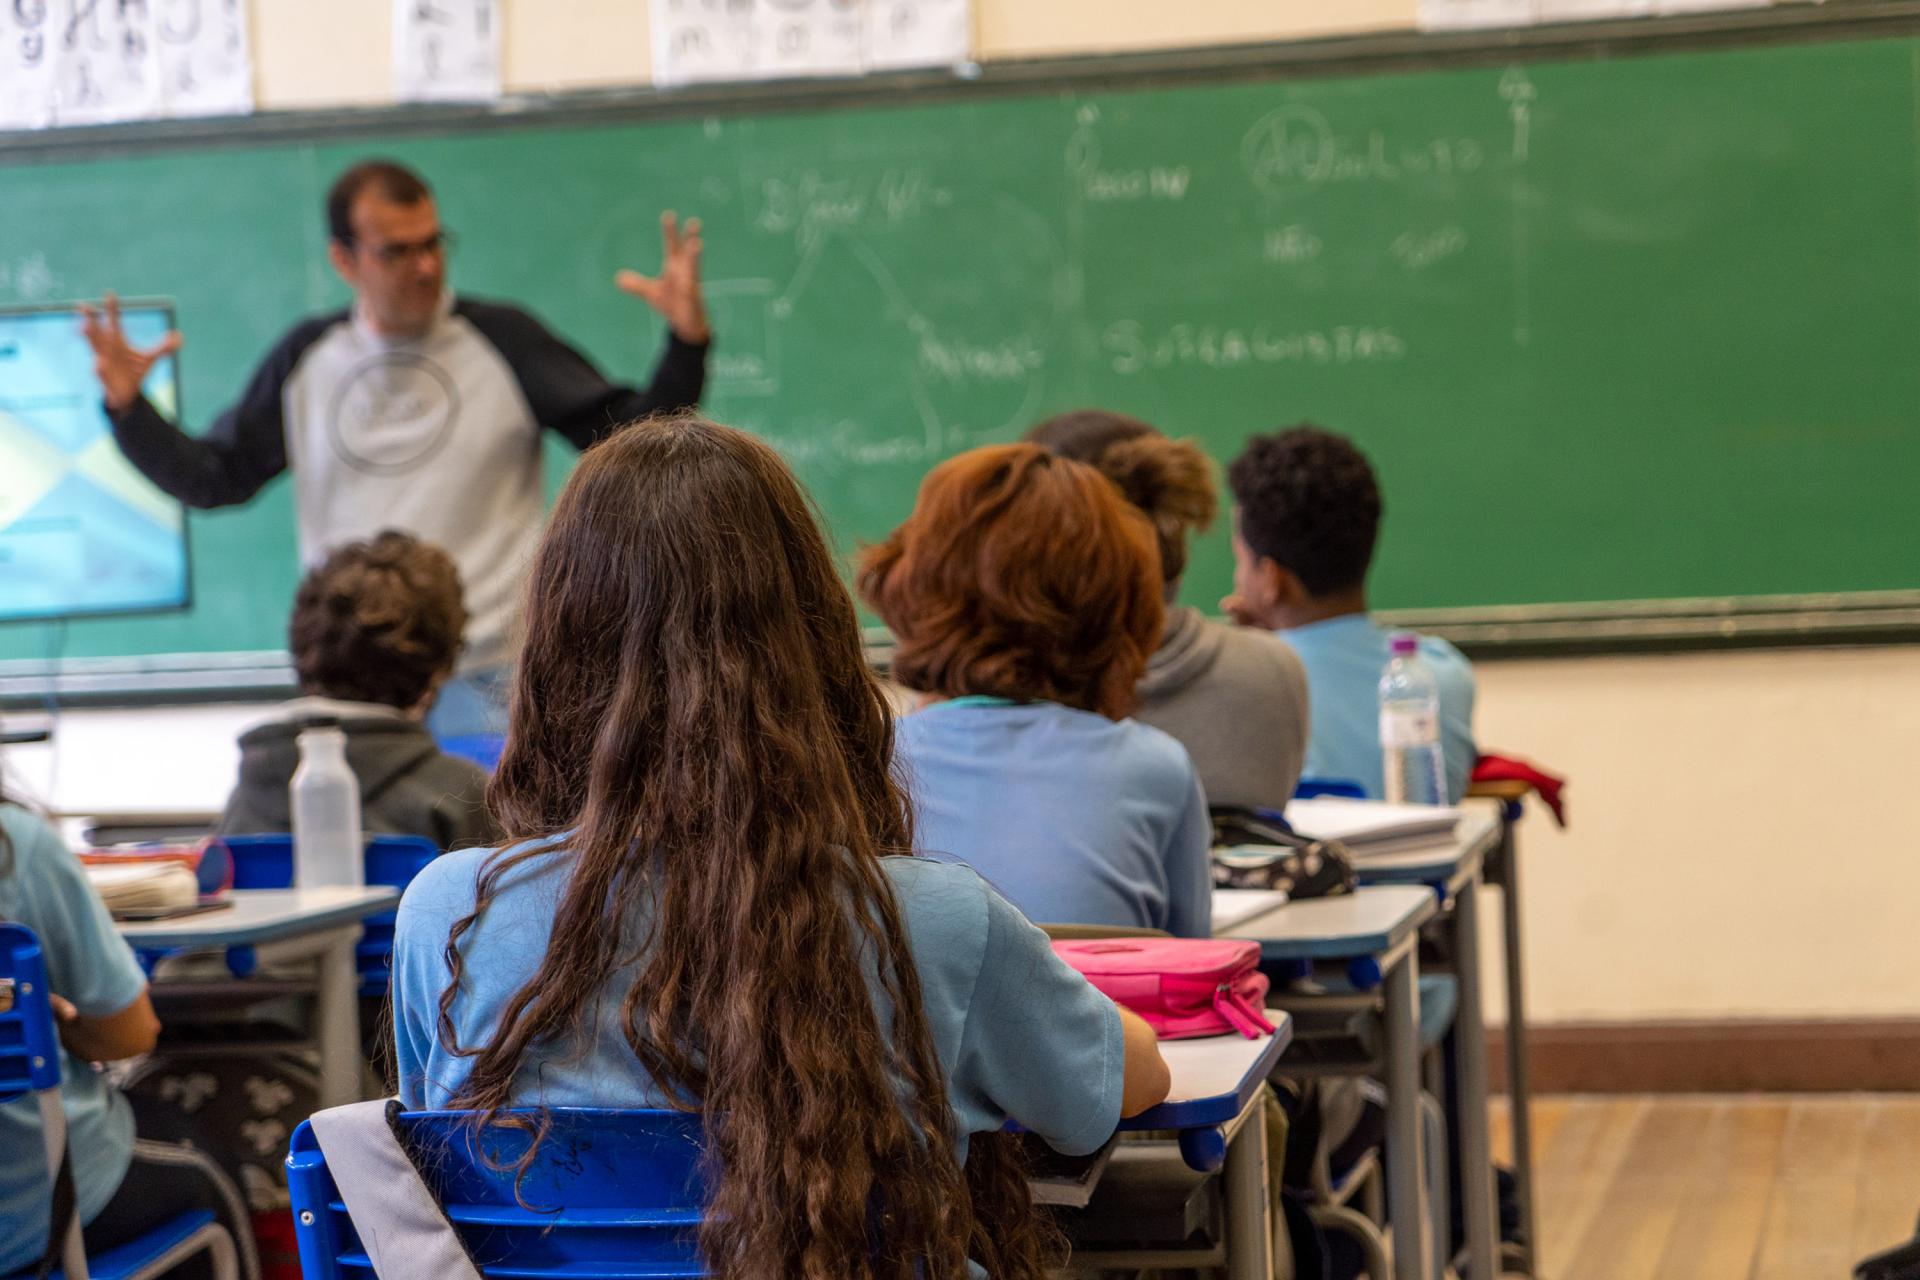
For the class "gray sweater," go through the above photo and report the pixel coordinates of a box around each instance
[1134,607,1311,812]
[220,697,499,852]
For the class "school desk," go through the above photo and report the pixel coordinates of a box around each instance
[1067,1019,1293,1280]
[117,886,400,1108]
[1222,884,1437,1280]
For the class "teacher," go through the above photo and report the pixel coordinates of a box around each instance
[80,159,712,736]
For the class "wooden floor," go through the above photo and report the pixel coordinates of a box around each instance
[1490,1095,1920,1279]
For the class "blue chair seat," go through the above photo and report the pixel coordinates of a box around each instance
[3,1211,219,1280]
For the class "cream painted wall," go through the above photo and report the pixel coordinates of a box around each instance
[248,0,1420,111]
[1474,646,1920,1025]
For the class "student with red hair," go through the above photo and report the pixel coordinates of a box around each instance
[861,444,1212,937]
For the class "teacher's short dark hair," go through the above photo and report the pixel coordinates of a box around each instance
[290,531,467,710]
[1227,426,1383,597]
[327,160,432,246]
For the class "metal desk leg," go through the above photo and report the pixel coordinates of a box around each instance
[1224,1094,1276,1280]
[1454,881,1499,1280]
[315,926,363,1109]
[1495,818,1540,1275]
[1384,948,1429,1280]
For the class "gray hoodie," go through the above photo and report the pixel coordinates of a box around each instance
[1134,607,1311,812]
[220,697,499,852]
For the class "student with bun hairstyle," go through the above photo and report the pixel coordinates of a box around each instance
[389,416,1170,1280]
[860,443,1213,937]
[1027,409,1311,811]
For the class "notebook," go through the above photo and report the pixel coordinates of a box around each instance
[1284,797,1462,852]
[1211,888,1291,932]
[85,862,202,918]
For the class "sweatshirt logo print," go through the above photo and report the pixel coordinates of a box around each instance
[326,351,462,476]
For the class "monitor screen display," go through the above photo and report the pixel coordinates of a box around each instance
[0,302,191,625]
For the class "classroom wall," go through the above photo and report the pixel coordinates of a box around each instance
[250,0,1421,110]
[1475,645,1920,1024]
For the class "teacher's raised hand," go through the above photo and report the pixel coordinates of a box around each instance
[615,211,709,345]
[80,292,183,414]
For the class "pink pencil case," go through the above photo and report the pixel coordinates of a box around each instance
[1052,937,1276,1040]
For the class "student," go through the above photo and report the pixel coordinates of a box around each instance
[221,530,498,851]
[0,784,257,1278]
[1026,409,1311,811]
[390,416,1169,1280]
[859,443,1214,937]
[1224,425,1477,802]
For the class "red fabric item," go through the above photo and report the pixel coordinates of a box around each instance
[1471,753,1569,826]
[253,1209,302,1280]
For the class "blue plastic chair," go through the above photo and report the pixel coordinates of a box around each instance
[0,922,239,1280]
[437,733,506,774]
[1293,777,1369,801]
[210,835,439,994]
[286,1107,709,1278]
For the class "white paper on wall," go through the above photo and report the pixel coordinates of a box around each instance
[651,0,755,86]
[1655,0,1767,12]
[0,2,58,130]
[1417,0,1536,29]
[864,0,970,71]
[394,0,501,103]
[753,0,863,81]
[652,0,973,86]
[52,0,165,126]
[155,0,253,118]
[1535,0,1653,20]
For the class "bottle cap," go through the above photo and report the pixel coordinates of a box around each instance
[1389,632,1419,656]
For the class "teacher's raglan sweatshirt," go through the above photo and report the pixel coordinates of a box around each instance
[108,294,707,673]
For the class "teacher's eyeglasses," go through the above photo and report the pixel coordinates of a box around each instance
[360,229,458,266]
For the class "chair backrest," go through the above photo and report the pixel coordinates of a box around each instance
[437,733,505,774]
[214,834,440,994]
[1293,777,1368,801]
[0,922,61,1103]
[287,1107,710,1279]
[218,833,440,891]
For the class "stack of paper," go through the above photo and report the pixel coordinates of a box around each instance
[85,863,200,916]
[1284,798,1462,853]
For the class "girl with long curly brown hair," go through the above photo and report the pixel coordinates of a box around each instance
[858,443,1213,937]
[387,415,1170,1280]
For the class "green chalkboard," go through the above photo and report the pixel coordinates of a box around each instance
[4,32,1919,663]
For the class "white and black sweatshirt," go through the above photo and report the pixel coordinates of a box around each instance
[110,294,708,673]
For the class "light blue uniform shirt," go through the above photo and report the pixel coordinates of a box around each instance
[892,699,1213,937]
[0,805,148,1275]
[392,846,1125,1170]
[1274,614,1478,803]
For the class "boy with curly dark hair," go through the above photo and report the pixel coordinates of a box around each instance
[220,530,497,849]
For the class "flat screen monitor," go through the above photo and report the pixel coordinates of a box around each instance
[0,301,191,624]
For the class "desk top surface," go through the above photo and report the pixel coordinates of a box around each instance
[116,886,401,947]
[1120,1015,1293,1131]
[1217,884,1436,959]
[1347,802,1502,887]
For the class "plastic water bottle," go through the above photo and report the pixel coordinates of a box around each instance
[1380,632,1448,806]
[292,720,364,889]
